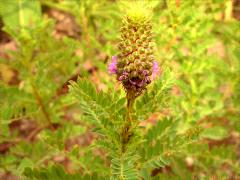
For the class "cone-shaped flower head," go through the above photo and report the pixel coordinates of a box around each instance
[109,2,160,97]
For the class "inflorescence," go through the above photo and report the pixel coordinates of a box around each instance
[108,4,160,98]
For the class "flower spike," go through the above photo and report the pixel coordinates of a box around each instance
[109,2,160,98]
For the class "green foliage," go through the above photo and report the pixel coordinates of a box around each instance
[0,0,97,177]
[0,0,41,30]
[139,117,201,179]
[69,78,126,128]
[23,165,105,180]
[136,69,174,121]
[69,78,126,156]
[151,1,237,131]
[111,155,139,180]
[69,76,201,179]
[0,0,239,179]
[201,126,228,140]
[70,79,140,179]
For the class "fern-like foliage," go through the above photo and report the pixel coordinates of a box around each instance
[1,0,238,179]
[136,69,174,121]
[69,67,177,180]
[110,154,139,180]
[23,165,105,180]
[70,79,113,128]
[69,79,126,154]
[69,79,143,179]
[69,76,201,179]
[139,117,201,179]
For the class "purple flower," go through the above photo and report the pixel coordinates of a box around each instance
[152,61,160,80]
[118,71,128,81]
[108,56,117,74]
[108,55,160,97]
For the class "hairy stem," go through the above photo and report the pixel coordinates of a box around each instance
[121,92,136,153]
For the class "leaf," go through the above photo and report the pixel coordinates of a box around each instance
[69,78,126,152]
[136,68,174,120]
[110,154,139,180]
[140,126,201,178]
[201,126,228,140]
[143,155,170,169]
[0,0,41,30]
[140,153,171,180]
[145,118,174,145]
[23,165,106,180]
[69,78,126,128]
[69,78,110,129]
[17,158,34,174]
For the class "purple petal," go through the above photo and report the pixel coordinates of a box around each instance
[143,70,148,76]
[129,79,137,85]
[118,72,128,81]
[146,76,151,84]
[108,56,117,74]
[138,79,146,87]
[118,75,125,81]
[152,61,160,80]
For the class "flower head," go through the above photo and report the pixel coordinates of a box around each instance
[109,3,159,98]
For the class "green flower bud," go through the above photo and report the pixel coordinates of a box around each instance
[139,47,145,54]
[133,51,140,59]
[126,47,132,53]
[140,55,147,62]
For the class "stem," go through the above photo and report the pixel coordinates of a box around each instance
[121,91,136,153]
[81,9,91,50]
[31,81,53,129]
[24,48,53,129]
[126,98,134,123]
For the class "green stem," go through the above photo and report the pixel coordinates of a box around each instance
[31,80,53,129]
[121,91,136,153]
[25,48,53,129]
[127,98,133,123]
